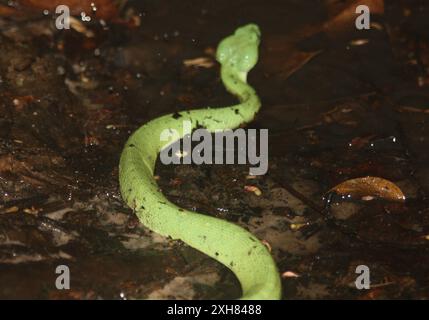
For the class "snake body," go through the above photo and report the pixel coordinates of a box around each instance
[119,24,281,299]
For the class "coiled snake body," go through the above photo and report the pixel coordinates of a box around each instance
[119,24,281,299]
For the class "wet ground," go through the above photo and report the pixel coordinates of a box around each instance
[1,0,429,299]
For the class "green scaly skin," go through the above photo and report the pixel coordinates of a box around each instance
[119,24,282,300]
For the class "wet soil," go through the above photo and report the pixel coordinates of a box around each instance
[0,0,429,299]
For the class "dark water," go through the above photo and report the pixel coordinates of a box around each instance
[0,0,429,299]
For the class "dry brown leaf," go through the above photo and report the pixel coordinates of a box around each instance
[69,16,95,37]
[329,176,405,202]
[262,34,321,80]
[396,106,429,114]
[3,206,19,214]
[244,185,262,196]
[323,0,384,38]
[0,4,23,17]
[290,223,308,230]
[183,57,214,68]
[262,0,384,80]
[282,271,300,278]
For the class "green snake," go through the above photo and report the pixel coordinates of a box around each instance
[119,24,281,300]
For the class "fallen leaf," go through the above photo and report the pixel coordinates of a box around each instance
[290,223,308,230]
[282,271,300,278]
[69,16,95,37]
[0,4,23,17]
[262,36,321,80]
[23,206,40,215]
[349,39,370,46]
[183,57,214,68]
[244,185,262,196]
[262,0,384,80]
[3,206,19,214]
[396,106,429,114]
[329,176,406,202]
[0,154,13,172]
[323,0,384,38]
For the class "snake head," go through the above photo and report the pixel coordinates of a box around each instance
[216,24,261,75]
